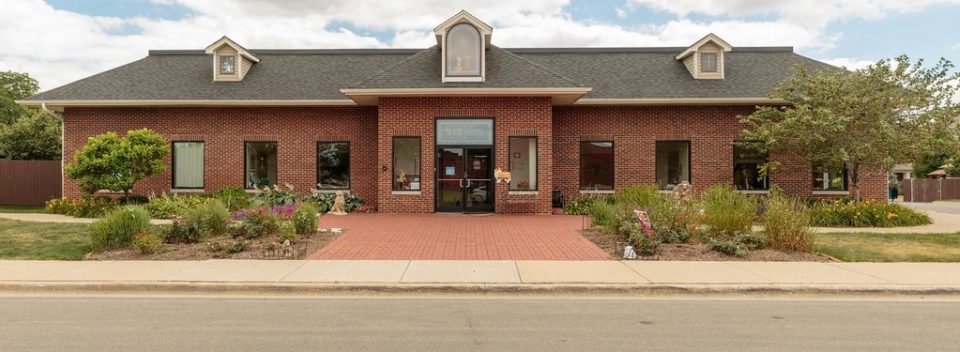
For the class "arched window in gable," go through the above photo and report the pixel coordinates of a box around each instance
[446,23,481,77]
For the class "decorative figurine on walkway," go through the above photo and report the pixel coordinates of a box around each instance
[328,191,347,216]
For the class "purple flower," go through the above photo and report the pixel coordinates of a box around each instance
[270,204,297,219]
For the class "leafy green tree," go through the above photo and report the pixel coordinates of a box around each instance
[65,129,169,197]
[0,71,40,125]
[741,56,960,201]
[913,153,950,178]
[0,110,62,160]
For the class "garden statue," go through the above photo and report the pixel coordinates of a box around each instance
[674,181,692,201]
[623,245,637,260]
[328,191,347,216]
[281,239,293,258]
[494,168,512,184]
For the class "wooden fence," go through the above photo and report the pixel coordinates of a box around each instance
[903,178,960,202]
[0,160,62,206]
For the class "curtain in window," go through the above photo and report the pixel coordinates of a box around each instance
[174,142,203,188]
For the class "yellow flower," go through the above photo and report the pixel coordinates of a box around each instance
[886,212,898,220]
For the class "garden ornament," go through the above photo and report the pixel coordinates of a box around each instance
[633,210,655,239]
[674,181,692,201]
[328,191,348,216]
[623,245,638,260]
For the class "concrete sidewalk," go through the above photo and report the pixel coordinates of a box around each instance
[2,260,959,295]
[0,213,173,225]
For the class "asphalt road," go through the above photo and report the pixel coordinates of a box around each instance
[1,295,959,351]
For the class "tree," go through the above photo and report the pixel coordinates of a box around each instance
[741,56,960,201]
[913,153,950,178]
[65,129,169,198]
[0,109,62,160]
[0,71,40,125]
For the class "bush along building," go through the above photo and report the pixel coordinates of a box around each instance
[18,11,886,213]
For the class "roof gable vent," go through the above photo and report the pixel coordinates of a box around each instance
[204,36,260,82]
[675,34,732,80]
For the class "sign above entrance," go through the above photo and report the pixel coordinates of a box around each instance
[437,119,493,145]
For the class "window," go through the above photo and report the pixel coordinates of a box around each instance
[700,52,718,73]
[446,23,481,77]
[172,141,204,189]
[580,141,614,191]
[509,137,537,191]
[220,55,236,74]
[245,142,277,189]
[813,164,848,191]
[393,137,421,191]
[733,142,768,191]
[656,141,691,190]
[317,142,350,190]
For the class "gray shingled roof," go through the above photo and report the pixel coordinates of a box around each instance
[24,46,836,101]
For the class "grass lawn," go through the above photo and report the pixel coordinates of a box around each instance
[815,232,960,262]
[0,219,90,260]
[0,205,45,213]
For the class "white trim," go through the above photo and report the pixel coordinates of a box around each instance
[812,190,850,195]
[580,190,615,195]
[204,36,260,63]
[17,99,357,110]
[170,189,205,193]
[737,190,770,195]
[313,189,351,195]
[433,10,493,48]
[574,97,786,106]
[391,191,422,196]
[675,33,733,60]
[443,76,484,82]
[508,191,539,196]
[340,87,592,105]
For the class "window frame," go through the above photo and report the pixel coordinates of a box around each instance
[655,140,692,190]
[732,141,769,191]
[316,141,351,191]
[508,136,539,192]
[219,55,236,75]
[392,136,422,192]
[812,163,849,191]
[700,52,718,73]
[579,140,615,191]
[445,23,482,78]
[243,141,278,190]
[171,140,205,190]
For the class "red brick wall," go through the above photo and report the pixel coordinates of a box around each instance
[377,97,554,213]
[62,107,380,209]
[552,105,886,202]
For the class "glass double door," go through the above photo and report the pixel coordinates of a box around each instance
[437,147,493,212]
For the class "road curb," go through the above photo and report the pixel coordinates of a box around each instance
[2,281,960,297]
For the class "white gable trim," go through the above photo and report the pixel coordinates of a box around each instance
[204,36,261,63]
[675,33,732,60]
[433,10,492,48]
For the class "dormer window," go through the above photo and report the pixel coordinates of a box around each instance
[220,56,236,74]
[446,24,481,77]
[676,33,732,80]
[700,53,718,73]
[434,10,493,83]
[204,36,260,82]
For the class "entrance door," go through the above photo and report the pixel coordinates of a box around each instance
[437,147,493,212]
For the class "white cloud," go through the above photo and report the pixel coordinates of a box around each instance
[820,57,876,70]
[0,0,955,91]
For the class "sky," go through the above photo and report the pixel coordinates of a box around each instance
[1,0,958,91]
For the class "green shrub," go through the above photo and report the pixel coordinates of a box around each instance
[809,199,932,227]
[563,196,603,215]
[161,220,204,244]
[214,186,251,211]
[45,196,116,218]
[182,199,229,239]
[648,197,699,244]
[89,206,151,251]
[292,202,318,235]
[708,233,766,257]
[117,194,149,205]
[144,193,185,219]
[230,208,278,239]
[132,229,165,254]
[226,239,247,254]
[701,185,757,239]
[619,221,660,255]
[306,192,365,213]
[253,184,299,206]
[614,185,663,209]
[762,190,813,252]
[277,221,298,244]
[588,201,623,234]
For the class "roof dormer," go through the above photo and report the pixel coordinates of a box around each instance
[434,10,492,83]
[204,36,260,82]
[675,34,732,80]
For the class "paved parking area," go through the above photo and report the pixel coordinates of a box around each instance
[308,214,609,260]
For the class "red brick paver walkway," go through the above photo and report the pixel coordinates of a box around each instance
[308,214,609,260]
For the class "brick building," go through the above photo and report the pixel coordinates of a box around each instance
[20,11,886,213]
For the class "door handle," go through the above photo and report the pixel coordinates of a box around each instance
[460,178,465,188]
[466,179,472,188]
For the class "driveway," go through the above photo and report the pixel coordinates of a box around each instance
[902,201,960,215]
[309,213,609,260]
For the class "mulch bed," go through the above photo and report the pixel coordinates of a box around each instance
[581,228,838,262]
[87,231,341,260]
